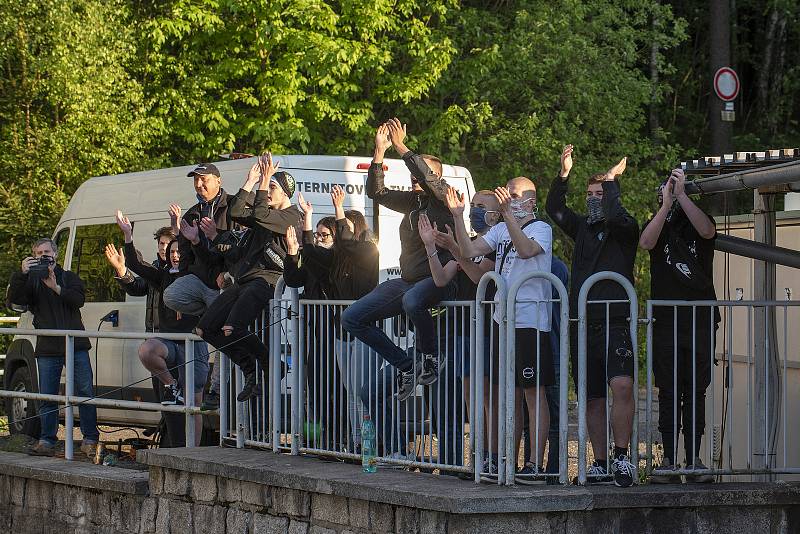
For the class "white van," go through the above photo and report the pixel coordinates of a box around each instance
[3,155,476,436]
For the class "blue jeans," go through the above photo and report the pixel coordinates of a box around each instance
[37,351,99,446]
[341,277,456,371]
[360,365,408,456]
[431,336,464,465]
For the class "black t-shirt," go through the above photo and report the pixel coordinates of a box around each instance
[646,210,720,329]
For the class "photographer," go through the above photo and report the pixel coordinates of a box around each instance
[8,238,99,457]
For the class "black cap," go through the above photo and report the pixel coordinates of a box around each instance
[187,163,221,178]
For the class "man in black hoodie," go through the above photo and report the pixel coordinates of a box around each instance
[193,153,301,401]
[545,145,639,488]
[341,119,456,401]
[8,238,99,457]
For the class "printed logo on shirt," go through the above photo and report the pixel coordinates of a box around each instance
[496,240,516,275]
[522,367,535,379]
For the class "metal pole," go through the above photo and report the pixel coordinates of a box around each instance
[714,234,800,269]
[219,351,228,446]
[65,335,74,461]
[185,340,196,447]
[291,288,302,455]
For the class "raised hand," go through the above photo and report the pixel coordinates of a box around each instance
[417,213,438,246]
[375,123,392,154]
[445,187,466,215]
[199,217,218,241]
[494,186,513,216]
[434,224,460,255]
[168,204,182,233]
[104,244,126,274]
[42,264,58,293]
[180,219,200,245]
[286,225,299,256]
[671,168,686,199]
[297,192,312,215]
[245,161,261,189]
[605,157,627,181]
[116,210,133,241]
[330,185,345,208]
[386,117,407,152]
[21,256,37,274]
[560,144,574,179]
[660,178,675,211]
[262,151,279,179]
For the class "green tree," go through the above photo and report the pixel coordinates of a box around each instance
[137,0,457,161]
[0,0,155,284]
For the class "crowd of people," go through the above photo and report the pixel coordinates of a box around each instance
[9,117,720,488]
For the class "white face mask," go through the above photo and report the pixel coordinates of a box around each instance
[510,198,536,220]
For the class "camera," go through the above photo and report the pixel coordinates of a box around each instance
[29,255,55,279]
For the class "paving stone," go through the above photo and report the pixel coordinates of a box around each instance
[155,497,171,533]
[288,519,310,534]
[309,526,336,534]
[395,506,419,534]
[311,493,349,525]
[226,508,252,534]
[419,510,448,534]
[190,473,218,503]
[241,480,270,509]
[347,498,370,529]
[193,504,227,534]
[164,468,190,497]
[139,497,158,534]
[253,513,290,534]
[369,501,395,533]
[10,476,25,507]
[149,467,164,495]
[272,487,310,518]
[168,499,193,533]
[218,477,242,504]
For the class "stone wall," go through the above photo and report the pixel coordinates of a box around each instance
[3,448,800,534]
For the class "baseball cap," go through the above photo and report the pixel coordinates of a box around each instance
[187,163,221,178]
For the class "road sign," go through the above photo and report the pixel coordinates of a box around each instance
[714,67,740,102]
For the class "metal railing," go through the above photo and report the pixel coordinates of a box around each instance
[0,328,203,459]
[576,271,639,486]
[645,299,800,480]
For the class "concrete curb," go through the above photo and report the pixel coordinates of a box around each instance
[0,451,148,495]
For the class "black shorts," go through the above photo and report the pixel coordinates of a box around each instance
[570,320,634,400]
[492,324,555,388]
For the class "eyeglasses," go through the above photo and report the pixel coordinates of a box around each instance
[314,232,333,241]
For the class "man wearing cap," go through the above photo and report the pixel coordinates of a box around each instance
[163,163,233,315]
[192,153,301,401]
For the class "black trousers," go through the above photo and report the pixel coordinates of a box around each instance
[198,279,273,376]
[653,322,714,461]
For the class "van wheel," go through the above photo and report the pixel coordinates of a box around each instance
[5,366,41,438]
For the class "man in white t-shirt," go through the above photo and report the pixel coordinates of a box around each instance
[446,176,554,483]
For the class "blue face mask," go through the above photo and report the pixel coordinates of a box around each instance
[470,206,489,232]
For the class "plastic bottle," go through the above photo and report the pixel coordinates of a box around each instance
[361,414,377,473]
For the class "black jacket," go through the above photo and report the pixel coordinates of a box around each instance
[177,189,234,289]
[123,242,199,333]
[115,256,169,332]
[284,253,330,299]
[367,151,454,283]
[545,176,639,322]
[8,267,91,356]
[298,221,379,300]
[215,188,302,286]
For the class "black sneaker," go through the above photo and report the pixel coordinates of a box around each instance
[236,372,261,402]
[200,389,220,411]
[418,352,445,386]
[515,462,544,485]
[684,457,714,483]
[611,455,636,488]
[161,383,184,405]
[395,367,416,401]
[650,458,681,484]
[582,461,614,484]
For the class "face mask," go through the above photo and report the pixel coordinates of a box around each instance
[586,196,604,224]
[317,240,334,250]
[470,206,489,232]
[510,198,535,220]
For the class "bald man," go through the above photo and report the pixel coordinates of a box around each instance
[447,176,554,484]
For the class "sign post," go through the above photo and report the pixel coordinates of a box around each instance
[714,67,740,122]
